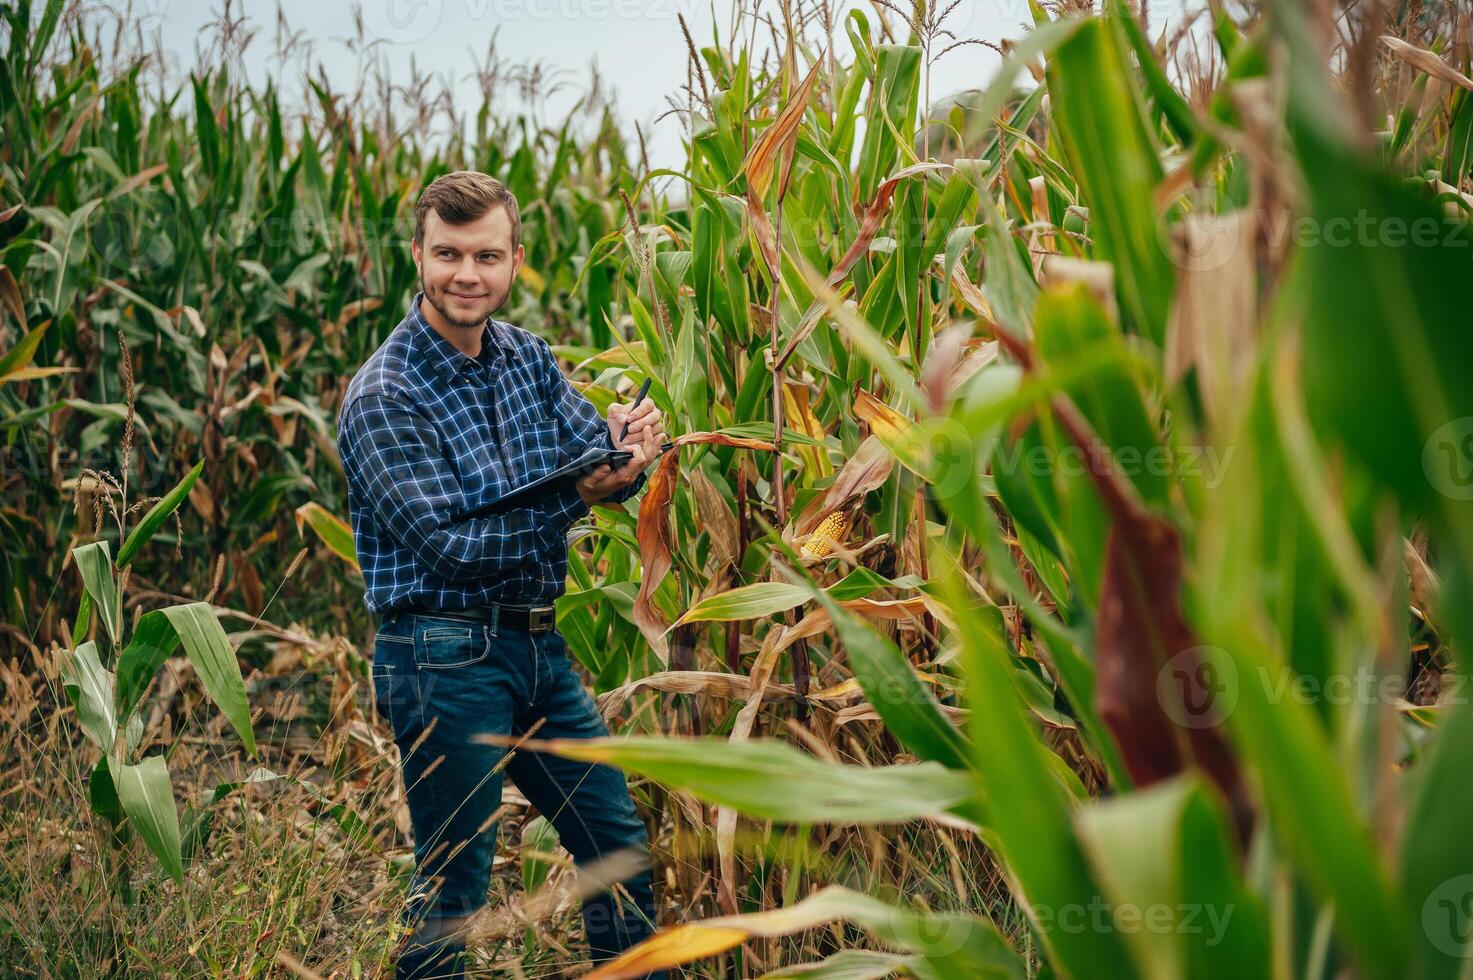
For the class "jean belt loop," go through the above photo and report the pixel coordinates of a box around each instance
[490,604,500,633]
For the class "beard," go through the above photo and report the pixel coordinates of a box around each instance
[421,274,508,330]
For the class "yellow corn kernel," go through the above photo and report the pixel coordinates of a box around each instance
[802,510,851,559]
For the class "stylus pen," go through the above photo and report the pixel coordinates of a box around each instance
[619,377,653,443]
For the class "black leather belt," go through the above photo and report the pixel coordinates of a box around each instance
[397,604,557,633]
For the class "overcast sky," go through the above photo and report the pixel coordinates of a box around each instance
[118,0,1194,172]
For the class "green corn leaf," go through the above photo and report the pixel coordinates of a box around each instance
[974,188,1037,338]
[1033,282,1170,509]
[1075,776,1270,980]
[672,582,810,627]
[935,542,1137,977]
[159,603,256,754]
[116,459,202,569]
[521,815,560,894]
[88,756,124,830]
[0,317,50,377]
[1047,17,1174,344]
[856,45,921,201]
[1191,632,1406,977]
[1109,0,1198,146]
[72,541,119,645]
[1263,9,1473,969]
[809,586,974,779]
[761,949,918,979]
[1404,704,1473,974]
[112,755,183,882]
[114,608,183,719]
[1445,89,1473,184]
[71,591,93,649]
[61,640,117,751]
[825,568,926,601]
[521,736,973,825]
[191,77,219,178]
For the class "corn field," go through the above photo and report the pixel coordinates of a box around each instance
[3,0,1473,975]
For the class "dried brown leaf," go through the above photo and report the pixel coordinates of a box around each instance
[109,163,167,199]
[689,470,739,567]
[634,433,778,660]
[633,451,682,663]
[1163,210,1257,422]
[791,435,894,538]
[741,54,825,199]
[1095,502,1253,843]
[1380,35,1473,92]
[334,297,383,333]
[853,389,912,444]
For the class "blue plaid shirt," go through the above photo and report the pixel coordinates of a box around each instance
[338,292,645,613]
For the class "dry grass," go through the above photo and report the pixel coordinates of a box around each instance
[0,631,1019,977]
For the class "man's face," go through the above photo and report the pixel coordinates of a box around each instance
[412,206,524,332]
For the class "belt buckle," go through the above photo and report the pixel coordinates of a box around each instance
[528,606,556,632]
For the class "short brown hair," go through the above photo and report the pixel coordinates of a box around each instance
[413,171,521,249]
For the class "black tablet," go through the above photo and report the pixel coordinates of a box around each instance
[452,445,634,521]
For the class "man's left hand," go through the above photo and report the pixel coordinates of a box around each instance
[577,396,666,506]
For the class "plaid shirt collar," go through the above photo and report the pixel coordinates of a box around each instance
[408,291,519,381]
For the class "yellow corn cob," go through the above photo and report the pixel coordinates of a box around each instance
[802,510,851,559]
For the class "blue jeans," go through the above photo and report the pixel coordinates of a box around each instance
[372,611,665,978]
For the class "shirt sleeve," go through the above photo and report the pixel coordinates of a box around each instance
[536,339,648,507]
[340,392,560,581]
[542,477,591,533]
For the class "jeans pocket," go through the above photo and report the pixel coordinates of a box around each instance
[415,622,492,669]
[370,662,396,728]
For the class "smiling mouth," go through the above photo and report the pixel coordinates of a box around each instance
[448,291,485,301]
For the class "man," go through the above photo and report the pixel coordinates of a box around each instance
[337,171,668,979]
